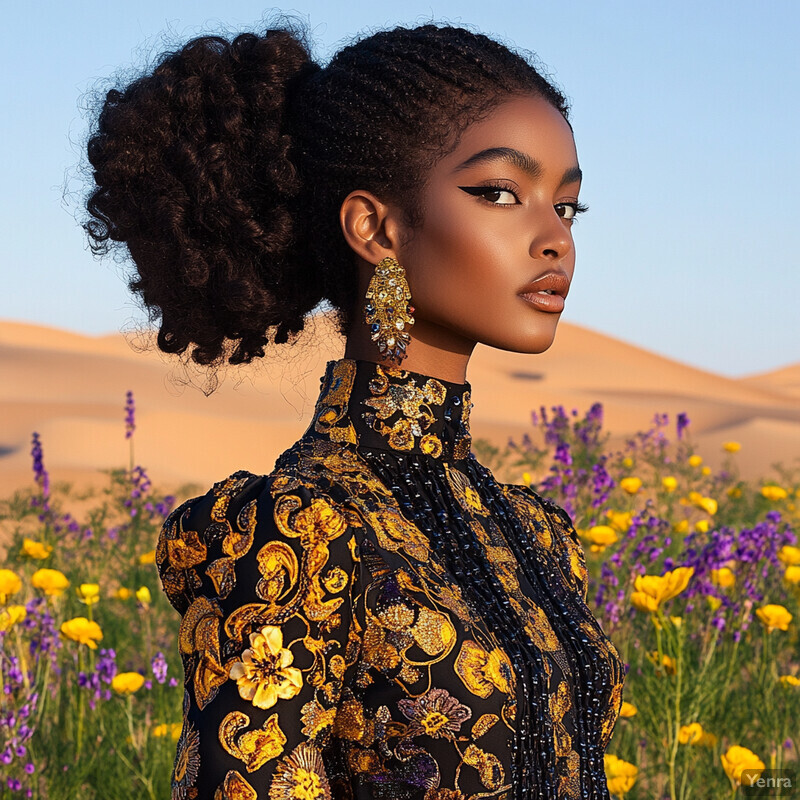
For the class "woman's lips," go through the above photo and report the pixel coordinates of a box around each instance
[518,291,565,312]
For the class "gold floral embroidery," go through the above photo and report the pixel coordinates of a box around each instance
[218,710,286,771]
[179,596,227,709]
[269,742,332,800]
[399,687,472,738]
[445,464,486,513]
[213,770,258,800]
[313,359,358,445]
[301,697,339,742]
[455,639,513,698]
[228,625,303,710]
[172,690,201,799]
[463,743,506,790]
[362,365,447,450]
[471,713,500,739]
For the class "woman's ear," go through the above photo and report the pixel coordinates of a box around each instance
[339,190,404,265]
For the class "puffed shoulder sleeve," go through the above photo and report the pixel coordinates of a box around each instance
[155,469,362,800]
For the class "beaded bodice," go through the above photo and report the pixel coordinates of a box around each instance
[157,358,624,800]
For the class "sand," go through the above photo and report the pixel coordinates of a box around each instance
[2,314,798,509]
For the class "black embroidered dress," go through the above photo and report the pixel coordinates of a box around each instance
[156,358,624,800]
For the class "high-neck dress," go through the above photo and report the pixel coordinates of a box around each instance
[156,358,625,800]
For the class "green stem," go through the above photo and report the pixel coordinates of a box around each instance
[76,647,86,761]
[668,628,683,800]
[115,747,156,800]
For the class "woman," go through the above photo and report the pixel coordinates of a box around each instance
[85,21,624,800]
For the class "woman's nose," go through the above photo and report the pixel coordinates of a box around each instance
[529,208,573,260]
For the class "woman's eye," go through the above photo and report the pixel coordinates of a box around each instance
[458,185,520,205]
[555,202,588,221]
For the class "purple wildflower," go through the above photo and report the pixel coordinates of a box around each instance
[125,390,135,439]
[676,412,690,440]
[151,651,168,684]
[30,432,49,501]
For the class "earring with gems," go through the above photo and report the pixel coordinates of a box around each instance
[363,256,415,363]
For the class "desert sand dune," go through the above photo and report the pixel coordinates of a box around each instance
[1,315,798,506]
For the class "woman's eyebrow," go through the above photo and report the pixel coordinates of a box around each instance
[453,146,582,186]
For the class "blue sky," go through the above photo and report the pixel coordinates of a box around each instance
[2,0,798,378]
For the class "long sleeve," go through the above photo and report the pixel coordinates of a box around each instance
[156,469,361,800]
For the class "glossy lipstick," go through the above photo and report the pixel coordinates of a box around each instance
[517,270,569,313]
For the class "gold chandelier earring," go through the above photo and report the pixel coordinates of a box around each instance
[364,256,415,364]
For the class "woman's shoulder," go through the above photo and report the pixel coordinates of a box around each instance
[497,480,589,599]
[154,441,370,616]
[498,480,577,537]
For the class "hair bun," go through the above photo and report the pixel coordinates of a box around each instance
[85,27,321,367]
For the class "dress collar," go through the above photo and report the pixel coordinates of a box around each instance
[306,358,473,460]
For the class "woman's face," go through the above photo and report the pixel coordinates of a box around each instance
[397,93,582,357]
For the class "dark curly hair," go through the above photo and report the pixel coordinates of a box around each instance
[85,20,569,371]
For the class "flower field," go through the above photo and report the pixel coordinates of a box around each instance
[1,394,798,799]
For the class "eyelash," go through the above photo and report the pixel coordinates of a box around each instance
[459,182,589,219]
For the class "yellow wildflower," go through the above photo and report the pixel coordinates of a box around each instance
[672,519,689,534]
[784,566,800,585]
[700,730,718,747]
[646,651,676,676]
[153,722,182,740]
[0,605,27,633]
[31,568,70,597]
[710,567,735,589]
[722,441,741,452]
[706,596,722,611]
[604,754,638,796]
[727,487,742,499]
[721,745,765,787]
[678,722,706,745]
[688,455,703,467]
[229,625,303,710]
[779,675,800,688]
[701,466,711,475]
[619,477,642,495]
[522,472,532,486]
[606,510,633,532]
[755,604,792,633]
[778,545,800,565]
[76,583,101,606]
[136,586,152,605]
[138,550,156,565]
[695,496,718,515]
[631,567,694,613]
[694,520,710,533]
[619,701,637,718]
[21,538,53,560]
[622,457,633,469]
[114,587,132,600]
[662,476,678,492]
[111,672,145,695]
[0,570,22,604]
[582,526,619,553]
[761,485,787,501]
[60,617,103,649]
